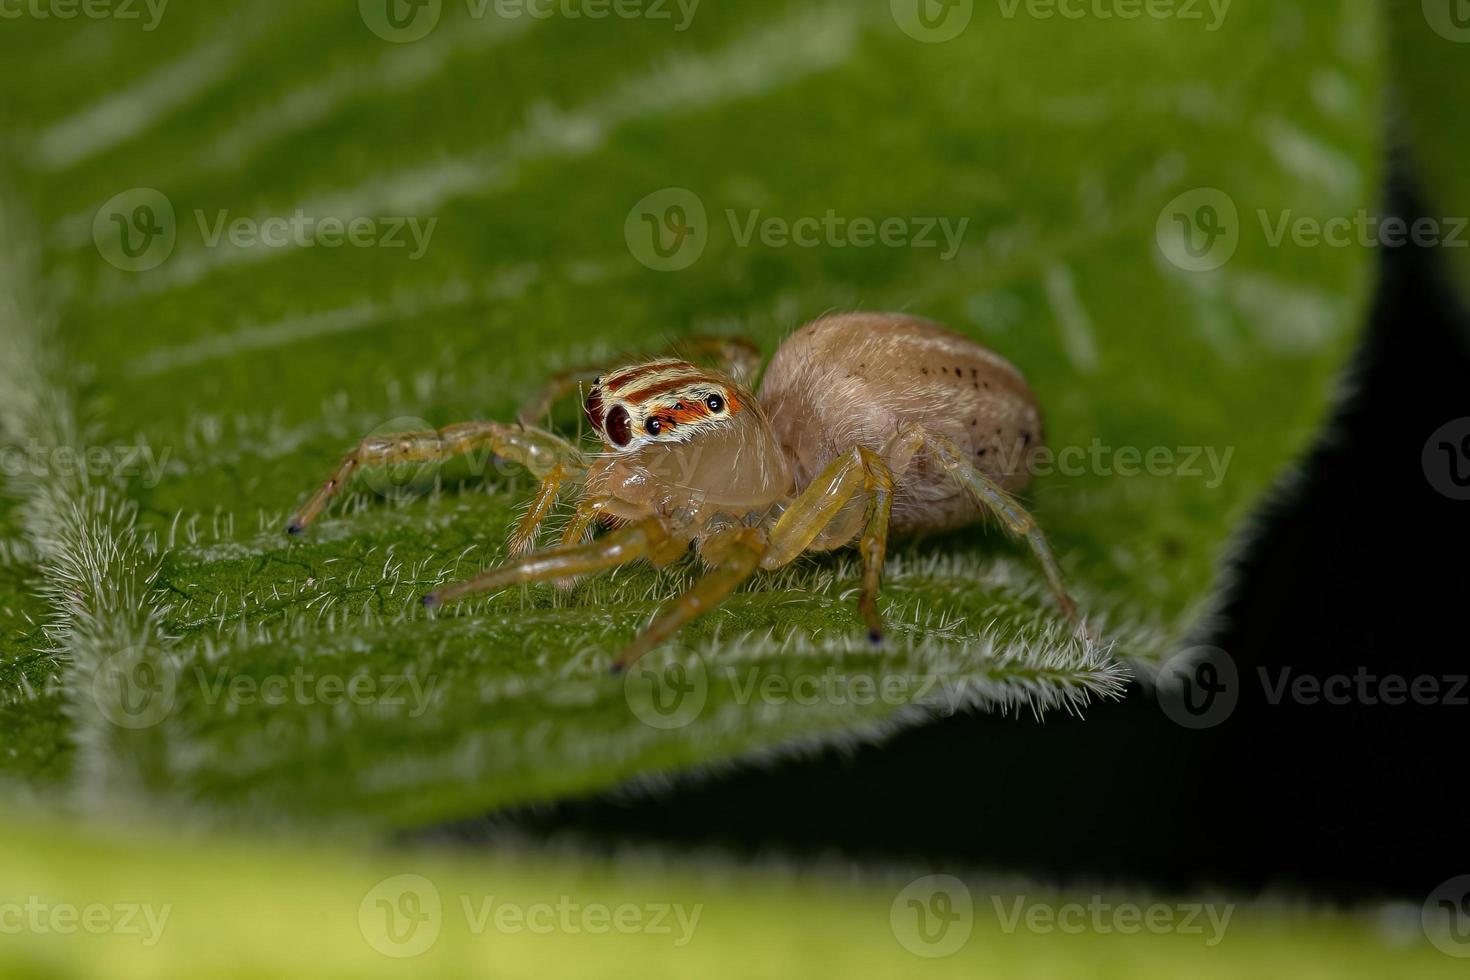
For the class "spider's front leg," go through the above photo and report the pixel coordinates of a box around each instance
[286,420,583,536]
[761,446,895,643]
[611,524,770,673]
[611,447,894,673]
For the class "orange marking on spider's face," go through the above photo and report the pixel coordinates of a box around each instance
[664,403,711,425]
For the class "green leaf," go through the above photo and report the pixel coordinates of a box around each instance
[3,807,1462,978]
[1386,0,1470,296]
[0,0,1380,825]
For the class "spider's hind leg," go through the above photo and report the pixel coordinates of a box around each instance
[892,425,1079,624]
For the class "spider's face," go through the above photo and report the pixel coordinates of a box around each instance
[585,359,741,452]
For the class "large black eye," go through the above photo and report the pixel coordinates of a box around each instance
[645,417,662,436]
[705,393,725,413]
[606,404,631,447]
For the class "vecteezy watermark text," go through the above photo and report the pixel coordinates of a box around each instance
[624,188,970,271]
[726,210,969,262]
[991,894,1234,944]
[93,648,439,731]
[1258,210,1469,250]
[994,0,1230,30]
[1157,188,1470,273]
[0,0,167,30]
[93,188,437,272]
[0,441,170,487]
[1156,646,1470,729]
[0,898,171,946]
[359,0,699,43]
[194,210,436,259]
[888,875,1233,958]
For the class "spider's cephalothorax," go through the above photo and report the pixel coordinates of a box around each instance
[584,358,742,450]
[288,313,1083,671]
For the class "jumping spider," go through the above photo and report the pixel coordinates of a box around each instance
[288,312,1080,671]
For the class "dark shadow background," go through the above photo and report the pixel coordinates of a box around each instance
[424,169,1470,904]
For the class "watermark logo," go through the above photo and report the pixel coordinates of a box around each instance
[1423,0,1470,43]
[1155,645,1237,729]
[890,875,974,957]
[1156,188,1238,273]
[93,188,176,273]
[625,188,708,272]
[1423,876,1470,957]
[360,874,443,958]
[93,647,177,730]
[891,0,974,42]
[361,0,442,42]
[623,650,708,730]
[1423,418,1470,501]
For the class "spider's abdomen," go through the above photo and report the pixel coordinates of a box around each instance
[758,312,1044,534]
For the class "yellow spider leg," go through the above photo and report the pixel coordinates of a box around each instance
[551,495,616,590]
[762,447,889,567]
[907,427,1079,623]
[507,462,569,556]
[760,446,895,642]
[287,421,581,534]
[612,526,767,674]
[856,465,894,643]
[423,517,671,608]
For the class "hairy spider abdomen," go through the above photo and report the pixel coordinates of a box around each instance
[759,312,1044,534]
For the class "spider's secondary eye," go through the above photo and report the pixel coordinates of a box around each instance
[645,417,663,436]
[606,404,631,447]
[705,393,725,413]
